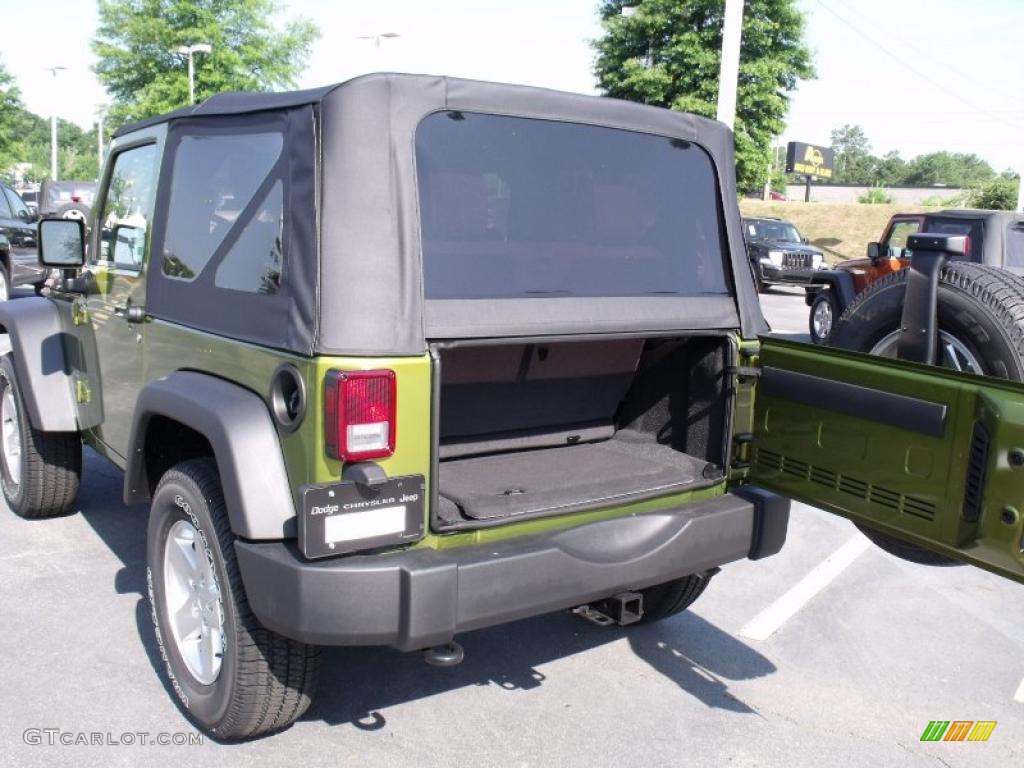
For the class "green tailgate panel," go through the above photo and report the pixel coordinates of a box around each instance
[750,338,1024,584]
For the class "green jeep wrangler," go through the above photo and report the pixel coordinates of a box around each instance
[6,74,1023,740]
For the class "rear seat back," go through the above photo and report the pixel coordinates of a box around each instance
[439,340,644,458]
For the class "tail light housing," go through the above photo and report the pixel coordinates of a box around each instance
[324,370,396,462]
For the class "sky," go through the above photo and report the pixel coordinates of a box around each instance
[2,0,1022,173]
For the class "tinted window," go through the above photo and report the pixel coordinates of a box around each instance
[1007,223,1024,268]
[97,144,160,268]
[161,132,283,280]
[415,112,729,299]
[885,220,920,256]
[3,187,28,218]
[748,219,801,243]
[923,217,982,261]
[45,181,97,208]
[0,187,12,218]
[214,181,284,294]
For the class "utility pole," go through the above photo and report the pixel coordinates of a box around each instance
[44,66,68,180]
[1017,170,1023,213]
[716,0,744,131]
[174,43,213,105]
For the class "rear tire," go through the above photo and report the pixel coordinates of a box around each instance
[147,458,319,739]
[636,571,716,624]
[0,355,81,518]
[831,263,1024,566]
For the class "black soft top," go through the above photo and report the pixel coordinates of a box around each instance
[124,74,766,356]
[113,85,340,137]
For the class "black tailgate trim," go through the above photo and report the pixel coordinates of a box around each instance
[761,366,947,438]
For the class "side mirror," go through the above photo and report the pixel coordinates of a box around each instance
[867,241,888,265]
[110,224,145,267]
[38,218,86,269]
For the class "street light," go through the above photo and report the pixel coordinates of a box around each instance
[174,43,213,105]
[356,32,400,49]
[44,66,68,181]
[95,104,108,178]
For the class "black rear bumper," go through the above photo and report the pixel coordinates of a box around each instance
[234,487,789,651]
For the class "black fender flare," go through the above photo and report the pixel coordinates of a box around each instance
[807,270,857,313]
[124,371,297,540]
[0,297,78,432]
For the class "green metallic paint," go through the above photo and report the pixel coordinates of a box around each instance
[130,322,736,553]
[750,337,1024,584]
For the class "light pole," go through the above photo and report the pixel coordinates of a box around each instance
[716,0,744,131]
[96,105,107,179]
[356,32,400,50]
[44,66,68,180]
[175,43,213,105]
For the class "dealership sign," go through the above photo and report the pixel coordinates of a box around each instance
[785,141,834,179]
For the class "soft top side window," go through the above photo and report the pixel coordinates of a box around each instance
[160,132,283,282]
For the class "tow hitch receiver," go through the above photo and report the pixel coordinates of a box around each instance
[423,641,465,668]
[573,591,644,626]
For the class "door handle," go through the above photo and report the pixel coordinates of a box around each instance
[113,304,147,323]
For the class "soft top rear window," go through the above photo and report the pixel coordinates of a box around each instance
[415,111,730,299]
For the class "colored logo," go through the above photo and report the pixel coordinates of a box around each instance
[920,721,996,742]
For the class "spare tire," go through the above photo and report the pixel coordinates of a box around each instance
[55,202,90,222]
[830,263,1024,565]
[831,262,1024,379]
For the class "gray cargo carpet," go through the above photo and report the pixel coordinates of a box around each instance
[438,439,709,521]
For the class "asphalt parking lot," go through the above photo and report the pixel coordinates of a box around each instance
[1,285,1021,768]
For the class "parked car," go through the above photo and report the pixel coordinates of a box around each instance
[16,187,38,216]
[742,216,828,292]
[9,75,1024,741]
[807,209,1024,343]
[37,179,98,221]
[0,183,49,299]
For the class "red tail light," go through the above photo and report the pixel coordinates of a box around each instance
[325,370,396,462]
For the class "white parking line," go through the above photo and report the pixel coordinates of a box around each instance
[739,534,871,641]
[1014,678,1024,704]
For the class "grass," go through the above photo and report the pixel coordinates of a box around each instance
[739,200,926,264]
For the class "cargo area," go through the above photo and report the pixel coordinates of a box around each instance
[433,336,732,529]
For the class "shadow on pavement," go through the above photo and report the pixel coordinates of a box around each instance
[75,449,776,737]
[309,609,773,731]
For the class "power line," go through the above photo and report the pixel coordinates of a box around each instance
[813,0,1024,133]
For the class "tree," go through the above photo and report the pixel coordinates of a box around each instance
[93,0,319,127]
[0,58,26,177]
[830,124,874,184]
[966,174,1018,211]
[902,151,994,188]
[14,111,101,182]
[875,150,907,187]
[593,0,814,192]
